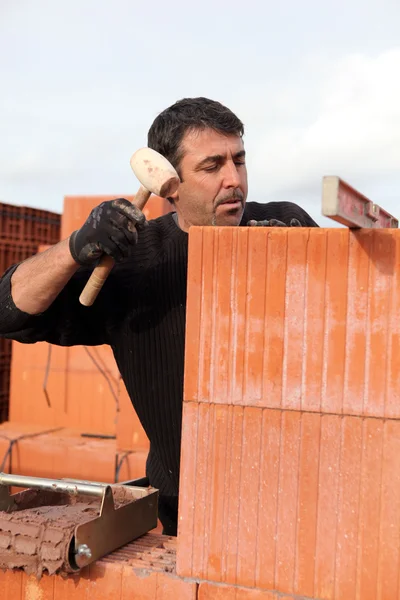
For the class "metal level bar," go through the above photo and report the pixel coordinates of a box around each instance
[322,176,399,229]
[0,473,106,497]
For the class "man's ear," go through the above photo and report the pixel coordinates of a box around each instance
[168,187,179,205]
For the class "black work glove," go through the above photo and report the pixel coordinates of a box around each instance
[247,218,302,227]
[69,198,147,266]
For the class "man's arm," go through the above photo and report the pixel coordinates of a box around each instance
[11,238,79,315]
[0,197,147,344]
[9,197,148,315]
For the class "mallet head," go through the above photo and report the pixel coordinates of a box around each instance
[130,148,180,198]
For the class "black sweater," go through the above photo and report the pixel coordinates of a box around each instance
[0,202,318,500]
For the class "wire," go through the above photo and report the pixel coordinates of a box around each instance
[114,451,132,483]
[88,347,119,387]
[42,344,52,407]
[41,344,120,414]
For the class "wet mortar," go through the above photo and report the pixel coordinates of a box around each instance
[0,487,134,579]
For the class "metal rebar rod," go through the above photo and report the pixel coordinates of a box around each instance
[0,473,107,497]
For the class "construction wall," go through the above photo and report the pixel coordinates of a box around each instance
[177,226,400,599]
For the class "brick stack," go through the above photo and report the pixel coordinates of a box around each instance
[0,202,61,423]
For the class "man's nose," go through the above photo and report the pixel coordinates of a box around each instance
[222,161,241,188]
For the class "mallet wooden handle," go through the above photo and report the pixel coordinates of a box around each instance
[79,186,151,307]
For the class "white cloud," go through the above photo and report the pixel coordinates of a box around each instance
[249,49,400,221]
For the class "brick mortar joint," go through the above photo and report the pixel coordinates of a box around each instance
[182,400,400,422]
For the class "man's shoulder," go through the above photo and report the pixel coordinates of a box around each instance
[241,201,319,227]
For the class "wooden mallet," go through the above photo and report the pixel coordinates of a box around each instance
[79,148,180,307]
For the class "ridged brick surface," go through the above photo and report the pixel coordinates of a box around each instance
[0,202,60,245]
[10,342,119,435]
[178,404,400,598]
[184,227,400,418]
[1,533,198,600]
[61,194,171,238]
[0,241,46,423]
[198,582,324,599]
[9,341,149,451]
[178,226,400,598]
[0,422,147,484]
[0,202,61,423]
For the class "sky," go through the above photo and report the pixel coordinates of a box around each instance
[1,0,399,226]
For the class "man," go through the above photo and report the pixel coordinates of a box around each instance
[0,97,318,535]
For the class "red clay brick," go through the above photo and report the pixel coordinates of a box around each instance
[235,407,263,588]
[294,412,321,596]
[377,420,400,599]
[223,406,244,585]
[61,194,171,239]
[184,227,400,418]
[53,569,91,600]
[363,233,393,418]
[9,340,149,448]
[22,572,55,599]
[198,581,313,599]
[274,410,301,594]
[196,227,216,404]
[178,406,400,598]
[121,565,197,599]
[313,415,341,599]
[192,402,213,580]
[2,570,23,600]
[0,422,148,488]
[254,409,281,589]
[321,230,349,414]
[205,404,232,583]
[300,231,327,412]
[334,416,363,599]
[9,342,119,435]
[176,402,199,575]
[242,230,268,406]
[356,418,384,600]
[386,236,400,419]
[281,229,308,411]
[261,230,287,409]
[0,533,195,600]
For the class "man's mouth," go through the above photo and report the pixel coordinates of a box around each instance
[216,195,244,208]
[221,198,241,205]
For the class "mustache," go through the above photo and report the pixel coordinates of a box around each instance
[215,190,245,209]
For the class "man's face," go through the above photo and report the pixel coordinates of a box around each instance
[171,128,248,231]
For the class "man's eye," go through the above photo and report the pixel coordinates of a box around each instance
[204,165,219,172]
[235,160,246,167]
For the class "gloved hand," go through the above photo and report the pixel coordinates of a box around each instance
[247,218,302,227]
[69,198,147,266]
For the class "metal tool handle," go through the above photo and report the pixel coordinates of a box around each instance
[0,473,107,497]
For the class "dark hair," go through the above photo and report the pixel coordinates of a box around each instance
[147,97,244,174]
